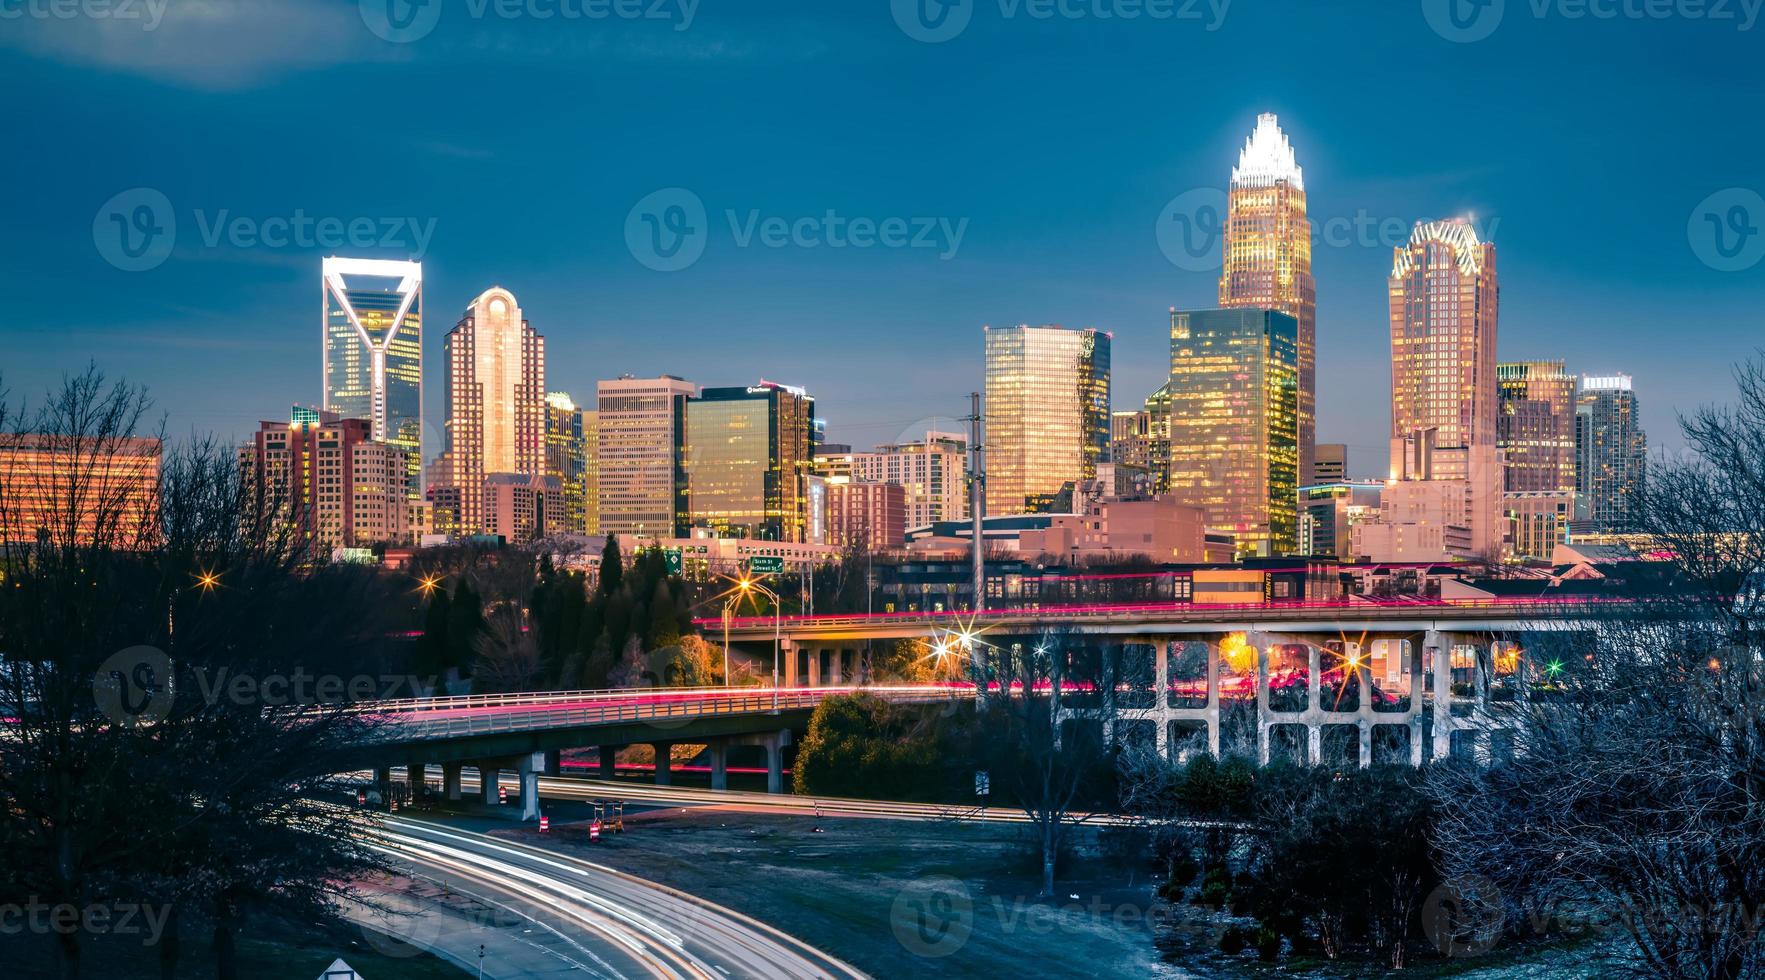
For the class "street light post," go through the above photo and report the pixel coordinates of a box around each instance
[736,576,783,711]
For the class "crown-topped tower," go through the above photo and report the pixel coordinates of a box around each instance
[1231,112,1305,191]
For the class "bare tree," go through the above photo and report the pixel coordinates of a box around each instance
[1428,357,1765,979]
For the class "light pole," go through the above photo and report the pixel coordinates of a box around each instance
[737,576,783,711]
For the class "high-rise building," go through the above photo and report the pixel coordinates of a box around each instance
[483,472,565,544]
[1498,361,1576,493]
[826,479,907,551]
[1312,444,1347,483]
[1220,113,1317,484]
[435,287,546,534]
[1300,481,1382,559]
[580,405,599,535]
[596,375,695,538]
[1165,308,1300,557]
[851,432,968,530]
[544,391,590,534]
[239,408,408,555]
[684,382,817,541]
[1576,375,1648,530]
[1384,220,1503,557]
[322,257,423,499]
[983,324,1111,516]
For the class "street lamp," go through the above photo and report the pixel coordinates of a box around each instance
[735,576,783,711]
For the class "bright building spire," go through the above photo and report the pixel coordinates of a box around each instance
[1231,112,1305,191]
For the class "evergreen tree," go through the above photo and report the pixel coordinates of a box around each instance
[414,586,452,682]
[445,580,484,673]
[599,536,623,597]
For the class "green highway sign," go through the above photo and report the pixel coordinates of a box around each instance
[747,555,786,574]
[663,549,682,574]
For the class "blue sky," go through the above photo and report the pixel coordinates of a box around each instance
[3,0,1762,471]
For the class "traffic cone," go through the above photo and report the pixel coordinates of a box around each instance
[539,815,550,833]
[589,819,601,842]
[498,785,507,805]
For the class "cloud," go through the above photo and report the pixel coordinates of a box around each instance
[0,0,392,89]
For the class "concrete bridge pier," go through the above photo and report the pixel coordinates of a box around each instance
[543,749,562,776]
[653,742,673,786]
[442,762,462,801]
[516,751,543,822]
[724,730,792,793]
[477,761,501,806]
[598,745,617,779]
[708,740,729,790]
[1428,629,1453,762]
[1306,644,1323,766]
[374,766,392,792]
[406,759,427,793]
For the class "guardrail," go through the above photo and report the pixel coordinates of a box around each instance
[372,686,964,741]
[366,684,962,715]
[702,595,1634,632]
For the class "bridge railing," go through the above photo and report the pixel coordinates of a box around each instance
[365,684,964,715]
[702,595,1633,632]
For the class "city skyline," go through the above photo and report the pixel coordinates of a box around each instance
[10,3,1760,466]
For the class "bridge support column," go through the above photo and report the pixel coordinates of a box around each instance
[1428,630,1453,763]
[708,740,728,791]
[1251,632,1272,766]
[374,766,392,792]
[780,639,799,687]
[478,762,500,806]
[598,745,617,779]
[1306,645,1323,766]
[652,743,673,786]
[517,752,543,822]
[406,759,426,793]
[1206,638,1222,758]
[765,733,786,794]
[543,749,562,776]
[442,762,462,801]
[1409,639,1427,768]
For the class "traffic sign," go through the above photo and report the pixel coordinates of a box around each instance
[748,555,785,574]
[318,958,360,980]
[663,549,683,575]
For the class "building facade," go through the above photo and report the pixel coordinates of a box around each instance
[1299,480,1382,559]
[544,391,591,534]
[1383,220,1503,557]
[239,409,408,556]
[1165,308,1300,557]
[1497,360,1578,560]
[321,257,423,499]
[684,382,817,541]
[596,375,695,538]
[483,472,565,544]
[1219,113,1317,484]
[851,431,968,530]
[436,287,546,534]
[0,434,160,545]
[1576,375,1647,530]
[825,479,907,551]
[983,324,1111,517]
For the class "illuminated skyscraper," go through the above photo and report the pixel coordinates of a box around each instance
[1165,308,1299,557]
[240,409,408,555]
[322,257,422,498]
[684,382,817,541]
[597,376,694,538]
[1220,113,1317,483]
[983,324,1111,516]
[1498,361,1576,493]
[1385,220,1502,557]
[1576,375,1647,530]
[544,391,591,534]
[436,287,546,534]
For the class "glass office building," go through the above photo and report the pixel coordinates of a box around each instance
[983,324,1111,516]
[1165,308,1299,557]
[596,375,695,538]
[684,382,816,541]
[1576,375,1647,530]
[322,257,423,498]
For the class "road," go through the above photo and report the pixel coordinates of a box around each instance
[355,815,868,980]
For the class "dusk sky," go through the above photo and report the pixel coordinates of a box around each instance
[4,0,1762,472]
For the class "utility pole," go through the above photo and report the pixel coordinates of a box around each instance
[965,392,988,701]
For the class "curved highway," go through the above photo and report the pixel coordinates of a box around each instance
[359,815,867,979]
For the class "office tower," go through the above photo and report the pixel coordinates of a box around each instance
[1576,375,1648,530]
[544,392,590,534]
[1220,113,1317,483]
[580,406,599,535]
[321,257,423,499]
[239,409,408,555]
[851,432,969,530]
[1165,308,1300,557]
[684,382,817,541]
[436,287,546,534]
[983,324,1111,516]
[0,435,160,545]
[1386,219,1502,556]
[596,375,695,538]
[1300,481,1382,559]
[1312,444,1347,483]
[826,479,907,551]
[1498,361,1576,492]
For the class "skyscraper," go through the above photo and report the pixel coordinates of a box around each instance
[544,391,590,534]
[437,287,546,534]
[1498,361,1576,493]
[1165,308,1300,557]
[596,375,695,538]
[1220,113,1317,484]
[240,409,409,555]
[684,382,817,541]
[851,432,969,530]
[321,257,422,498]
[1576,375,1648,530]
[1385,219,1503,556]
[983,324,1111,516]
